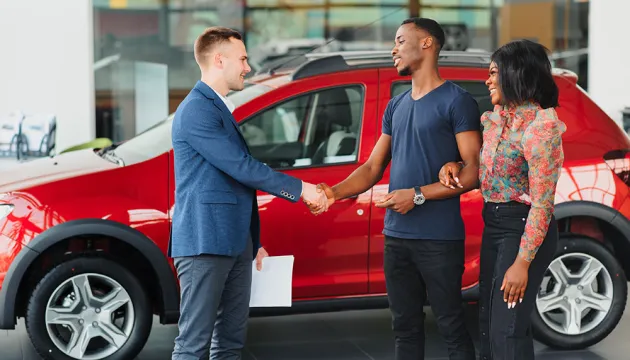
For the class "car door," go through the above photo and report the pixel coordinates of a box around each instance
[368,67,493,294]
[236,69,379,299]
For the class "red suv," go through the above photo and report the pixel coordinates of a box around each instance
[1,51,629,360]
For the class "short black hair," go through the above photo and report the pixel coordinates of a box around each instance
[401,17,445,50]
[491,39,559,109]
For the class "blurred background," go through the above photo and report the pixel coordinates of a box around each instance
[0,0,624,165]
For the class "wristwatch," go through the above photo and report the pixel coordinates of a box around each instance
[413,186,426,206]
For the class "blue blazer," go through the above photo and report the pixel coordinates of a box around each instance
[168,81,303,259]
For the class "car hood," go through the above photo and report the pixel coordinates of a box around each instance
[0,149,119,193]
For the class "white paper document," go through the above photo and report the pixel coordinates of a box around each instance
[250,255,294,307]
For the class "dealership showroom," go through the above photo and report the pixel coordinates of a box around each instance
[2,0,630,359]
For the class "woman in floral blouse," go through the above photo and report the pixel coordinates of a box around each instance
[439,39,566,359]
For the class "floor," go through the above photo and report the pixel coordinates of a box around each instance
[2,302,629,360]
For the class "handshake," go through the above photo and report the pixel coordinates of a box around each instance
[301,182,335,215]
[299,181,419,215]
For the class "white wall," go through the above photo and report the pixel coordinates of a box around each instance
[588,0,630,127]
[0,0,95,153]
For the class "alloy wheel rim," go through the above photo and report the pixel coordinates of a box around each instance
[45,273,135,359]
[536,253,614,336]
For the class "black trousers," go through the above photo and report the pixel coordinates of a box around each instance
[479,201,558,360]
[384,236,476,360]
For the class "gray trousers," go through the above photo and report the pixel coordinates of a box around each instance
[172,240,253,360]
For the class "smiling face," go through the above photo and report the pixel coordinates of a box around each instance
[391,23,433,76]
[486,61,504,106]
[218,38,251,91]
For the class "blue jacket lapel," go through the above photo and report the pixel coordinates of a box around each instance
[194,81,250,153]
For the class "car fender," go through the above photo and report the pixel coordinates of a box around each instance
[0,218,179,330]
[555,200,630,241]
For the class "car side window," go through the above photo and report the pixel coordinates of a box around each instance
[240,85,364,170]
[391,81,494,114]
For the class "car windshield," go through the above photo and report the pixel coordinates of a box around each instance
[110,82,273,166]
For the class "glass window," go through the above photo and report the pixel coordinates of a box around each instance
[240,85,364,170]
[327,6,407,44]
[246,9,326,64]
[391,80,493,114]
[112,83,274,165]
[92,0,591,150]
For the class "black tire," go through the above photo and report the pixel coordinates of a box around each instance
[25,257,153,360]
[531,236,627,350]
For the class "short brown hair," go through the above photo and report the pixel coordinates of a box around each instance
[194,26,243,66]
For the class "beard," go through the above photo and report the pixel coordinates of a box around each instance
[227,76,245,91]
[398,66,411,76]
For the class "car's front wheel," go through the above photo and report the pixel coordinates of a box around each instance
[25,256,153,360]
[532,235,627,349]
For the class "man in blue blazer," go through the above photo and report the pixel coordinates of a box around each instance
[169,27,328,360]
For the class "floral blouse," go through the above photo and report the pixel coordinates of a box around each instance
[479,102,567,262]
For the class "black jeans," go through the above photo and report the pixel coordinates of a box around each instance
[384,236,476,360]
[479,201,558,360]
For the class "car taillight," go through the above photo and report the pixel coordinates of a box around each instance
[604,149,630,187]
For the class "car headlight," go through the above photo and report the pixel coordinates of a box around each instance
[0,204,14,220]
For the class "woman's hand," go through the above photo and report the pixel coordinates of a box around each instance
[438,162,464,189]
[501,257,530,308]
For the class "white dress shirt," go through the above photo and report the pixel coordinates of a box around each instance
[213,88,235,113]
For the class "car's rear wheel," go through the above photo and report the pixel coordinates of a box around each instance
[25,256,153,360]
[532,236,627,349]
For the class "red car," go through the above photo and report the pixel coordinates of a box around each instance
[1,51,629,360]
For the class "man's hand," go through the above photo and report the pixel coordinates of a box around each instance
[438,161,463,189]
[255,247,269,271]
[301,181,328,215]
[316,183,336,207]
[374,188,415,214]
[304,183,341,215]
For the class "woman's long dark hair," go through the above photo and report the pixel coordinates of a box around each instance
[491,39,559,109]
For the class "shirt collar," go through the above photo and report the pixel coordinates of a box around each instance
[486,101,540,125]
[213,89,235,113]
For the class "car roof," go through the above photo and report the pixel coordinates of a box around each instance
[248,50,579,87]
[252,50,490,80]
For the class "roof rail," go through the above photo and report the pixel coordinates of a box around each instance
[288,49,582,82]
[304,50,390,61]
[304,50,492,62]
[292,55,350,80]
[292,50,492,80]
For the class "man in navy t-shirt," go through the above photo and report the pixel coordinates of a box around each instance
[380,82,479,241]
[314,18,482,360]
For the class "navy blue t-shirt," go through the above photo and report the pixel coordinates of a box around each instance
[381,81,481,240]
